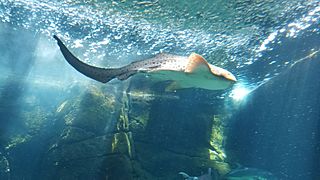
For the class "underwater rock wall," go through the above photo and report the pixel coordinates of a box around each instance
[0,79,231,180]
[39,86,122,180]
[227,51,320,179]
[34,82,230,180]
[116,78,231,179]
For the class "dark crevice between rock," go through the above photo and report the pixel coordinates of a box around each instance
[134,139,207,160]
[54,152,123,165]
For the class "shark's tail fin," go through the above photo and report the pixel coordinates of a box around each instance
[54,35,130,83]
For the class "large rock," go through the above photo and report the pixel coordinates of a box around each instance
[39,86,125,180]
[41,79,232,180]
[125,78,231,179]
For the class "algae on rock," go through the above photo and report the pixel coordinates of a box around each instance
[61,86,117,134]
[208,115,231,175]
[39,84,141,180]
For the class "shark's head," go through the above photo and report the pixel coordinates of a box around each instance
[220,69,237,82]
[185,53,237,90]
[209,64,237,82]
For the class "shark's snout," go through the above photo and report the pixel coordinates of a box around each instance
[224,72,237,82]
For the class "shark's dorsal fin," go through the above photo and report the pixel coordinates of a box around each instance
[185,53,211,74]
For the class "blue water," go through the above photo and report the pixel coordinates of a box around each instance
[0,1,319,180]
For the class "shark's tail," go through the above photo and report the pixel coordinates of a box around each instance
[54,35,133,83]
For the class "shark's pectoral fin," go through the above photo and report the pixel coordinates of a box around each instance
[185,53,212,74]
[165,81,181,92]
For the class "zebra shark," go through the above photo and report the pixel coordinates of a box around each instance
[53,35,236,91]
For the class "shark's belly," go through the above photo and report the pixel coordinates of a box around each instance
[148,70,187,81]
[147,70,231,90]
